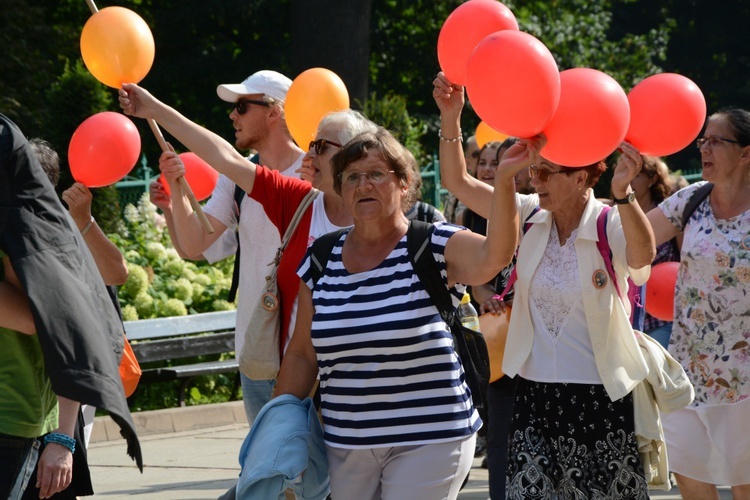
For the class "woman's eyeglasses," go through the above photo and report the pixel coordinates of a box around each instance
[696,136,740,149]
[309,138,342,155]
[233,99,270,115]
[529,164,573,182]
[341,168,395,186]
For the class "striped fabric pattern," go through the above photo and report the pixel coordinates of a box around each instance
[298,222,481,449]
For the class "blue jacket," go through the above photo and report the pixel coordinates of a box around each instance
[236,395,329,500]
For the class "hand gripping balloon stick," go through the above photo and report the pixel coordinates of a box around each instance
[83,0,214,233]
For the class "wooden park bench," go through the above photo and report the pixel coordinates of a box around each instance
[123,310,240,406]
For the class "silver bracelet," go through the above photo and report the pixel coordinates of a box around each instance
[80,216,95,236]
[438,129,463,143]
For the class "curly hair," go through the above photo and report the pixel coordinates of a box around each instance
[640,155,672,204]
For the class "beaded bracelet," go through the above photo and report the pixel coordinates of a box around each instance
[44,432,76,454]
[438,129,463,143]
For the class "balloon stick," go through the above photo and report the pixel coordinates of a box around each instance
[84,0,213,233]
[147,120,214,233]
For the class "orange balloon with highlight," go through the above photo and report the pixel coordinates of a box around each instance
[285,68,349,150]
[475,121,509,148]
[80,7,155,88]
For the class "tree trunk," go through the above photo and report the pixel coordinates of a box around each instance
[290,0,373,107]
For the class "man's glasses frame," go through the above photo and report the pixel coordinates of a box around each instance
[234,98,271,115]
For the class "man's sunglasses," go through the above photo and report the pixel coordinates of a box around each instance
[233,99,271,115]
[309,138,342,155]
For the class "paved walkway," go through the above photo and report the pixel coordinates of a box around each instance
[87,401,731,499]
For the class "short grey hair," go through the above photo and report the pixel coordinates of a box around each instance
[318,109,379,146]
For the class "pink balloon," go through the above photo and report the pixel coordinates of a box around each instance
[626,73,707,156]
[68,112,141,188]
[437,0,518,85]
[160,152,219,202]
[542,68,630,167]
[465,31,560,138]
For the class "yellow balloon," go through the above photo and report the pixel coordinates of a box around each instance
[475,121,509,149]
[80,7,155,89]
[285,68,350,149]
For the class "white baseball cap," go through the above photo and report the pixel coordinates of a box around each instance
[216,70,292,104]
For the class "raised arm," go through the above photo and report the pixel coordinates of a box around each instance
[612,143,657,269]
[443,138,541,287]
[646,206,680,248]
[62,183,128,285]
[433,72,494,218]
[118,84,257,195]
[148,179,206,260]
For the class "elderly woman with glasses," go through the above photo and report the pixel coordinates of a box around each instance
[646,108,750,497]
[433,72,656,499]
[272,127,519,499]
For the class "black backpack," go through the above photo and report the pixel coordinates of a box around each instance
[309,220,491,429]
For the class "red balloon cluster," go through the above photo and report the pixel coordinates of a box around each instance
[159,152,219,202]
[68,112,141,188]
[437,2,707,164]
[645,262,680,321]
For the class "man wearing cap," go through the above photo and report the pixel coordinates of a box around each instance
[149,70,305,423]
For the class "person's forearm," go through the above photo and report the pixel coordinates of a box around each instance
[54,396,80,438]
[167,182,224,257]
[618,202,656,269]
[438,115,494,218]
[160,206,205,260]
[80,222,129,285]
[150,104,255,193]
[483,169,519,271]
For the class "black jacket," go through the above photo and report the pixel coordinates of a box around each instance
[0,114,142,470]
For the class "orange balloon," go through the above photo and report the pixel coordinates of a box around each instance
[68,112,141,188]
[160,153,219,202]
[80,7,155,89]
[285,68,349,150]
[475,121,509,148]
[645,262,680,321]
[437,0,518,85]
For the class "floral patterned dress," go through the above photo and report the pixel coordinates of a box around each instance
[658,181,750,485]
[660,182,750,406]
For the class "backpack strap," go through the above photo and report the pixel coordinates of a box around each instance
[309,229,348,288]
[227,153,260,302]
[408,220,453,322]
[681,182,713,228]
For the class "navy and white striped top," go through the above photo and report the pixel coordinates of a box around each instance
[298,222,481,449]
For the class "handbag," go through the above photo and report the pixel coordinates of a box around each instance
[479,307,511,383]
[239,188,319,380]
[119,334,142,397]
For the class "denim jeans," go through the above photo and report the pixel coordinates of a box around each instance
[646,323,673,350]
[0,433,40,500]
[240,374,275,425]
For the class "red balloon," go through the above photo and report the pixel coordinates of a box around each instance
[645,262,680,321]
[160,152,219,202]
[68,112,141,188]
[626,73,707,156]
[465,31,560,138]
[437,0,518,85]
[542,68,630,167]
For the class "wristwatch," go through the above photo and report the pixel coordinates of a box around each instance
[613,191,636,205]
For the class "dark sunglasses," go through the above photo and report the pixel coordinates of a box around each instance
[233,98,270,115]
[309,138,342,155]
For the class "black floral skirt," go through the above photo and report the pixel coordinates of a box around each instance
[506,378,648,499]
